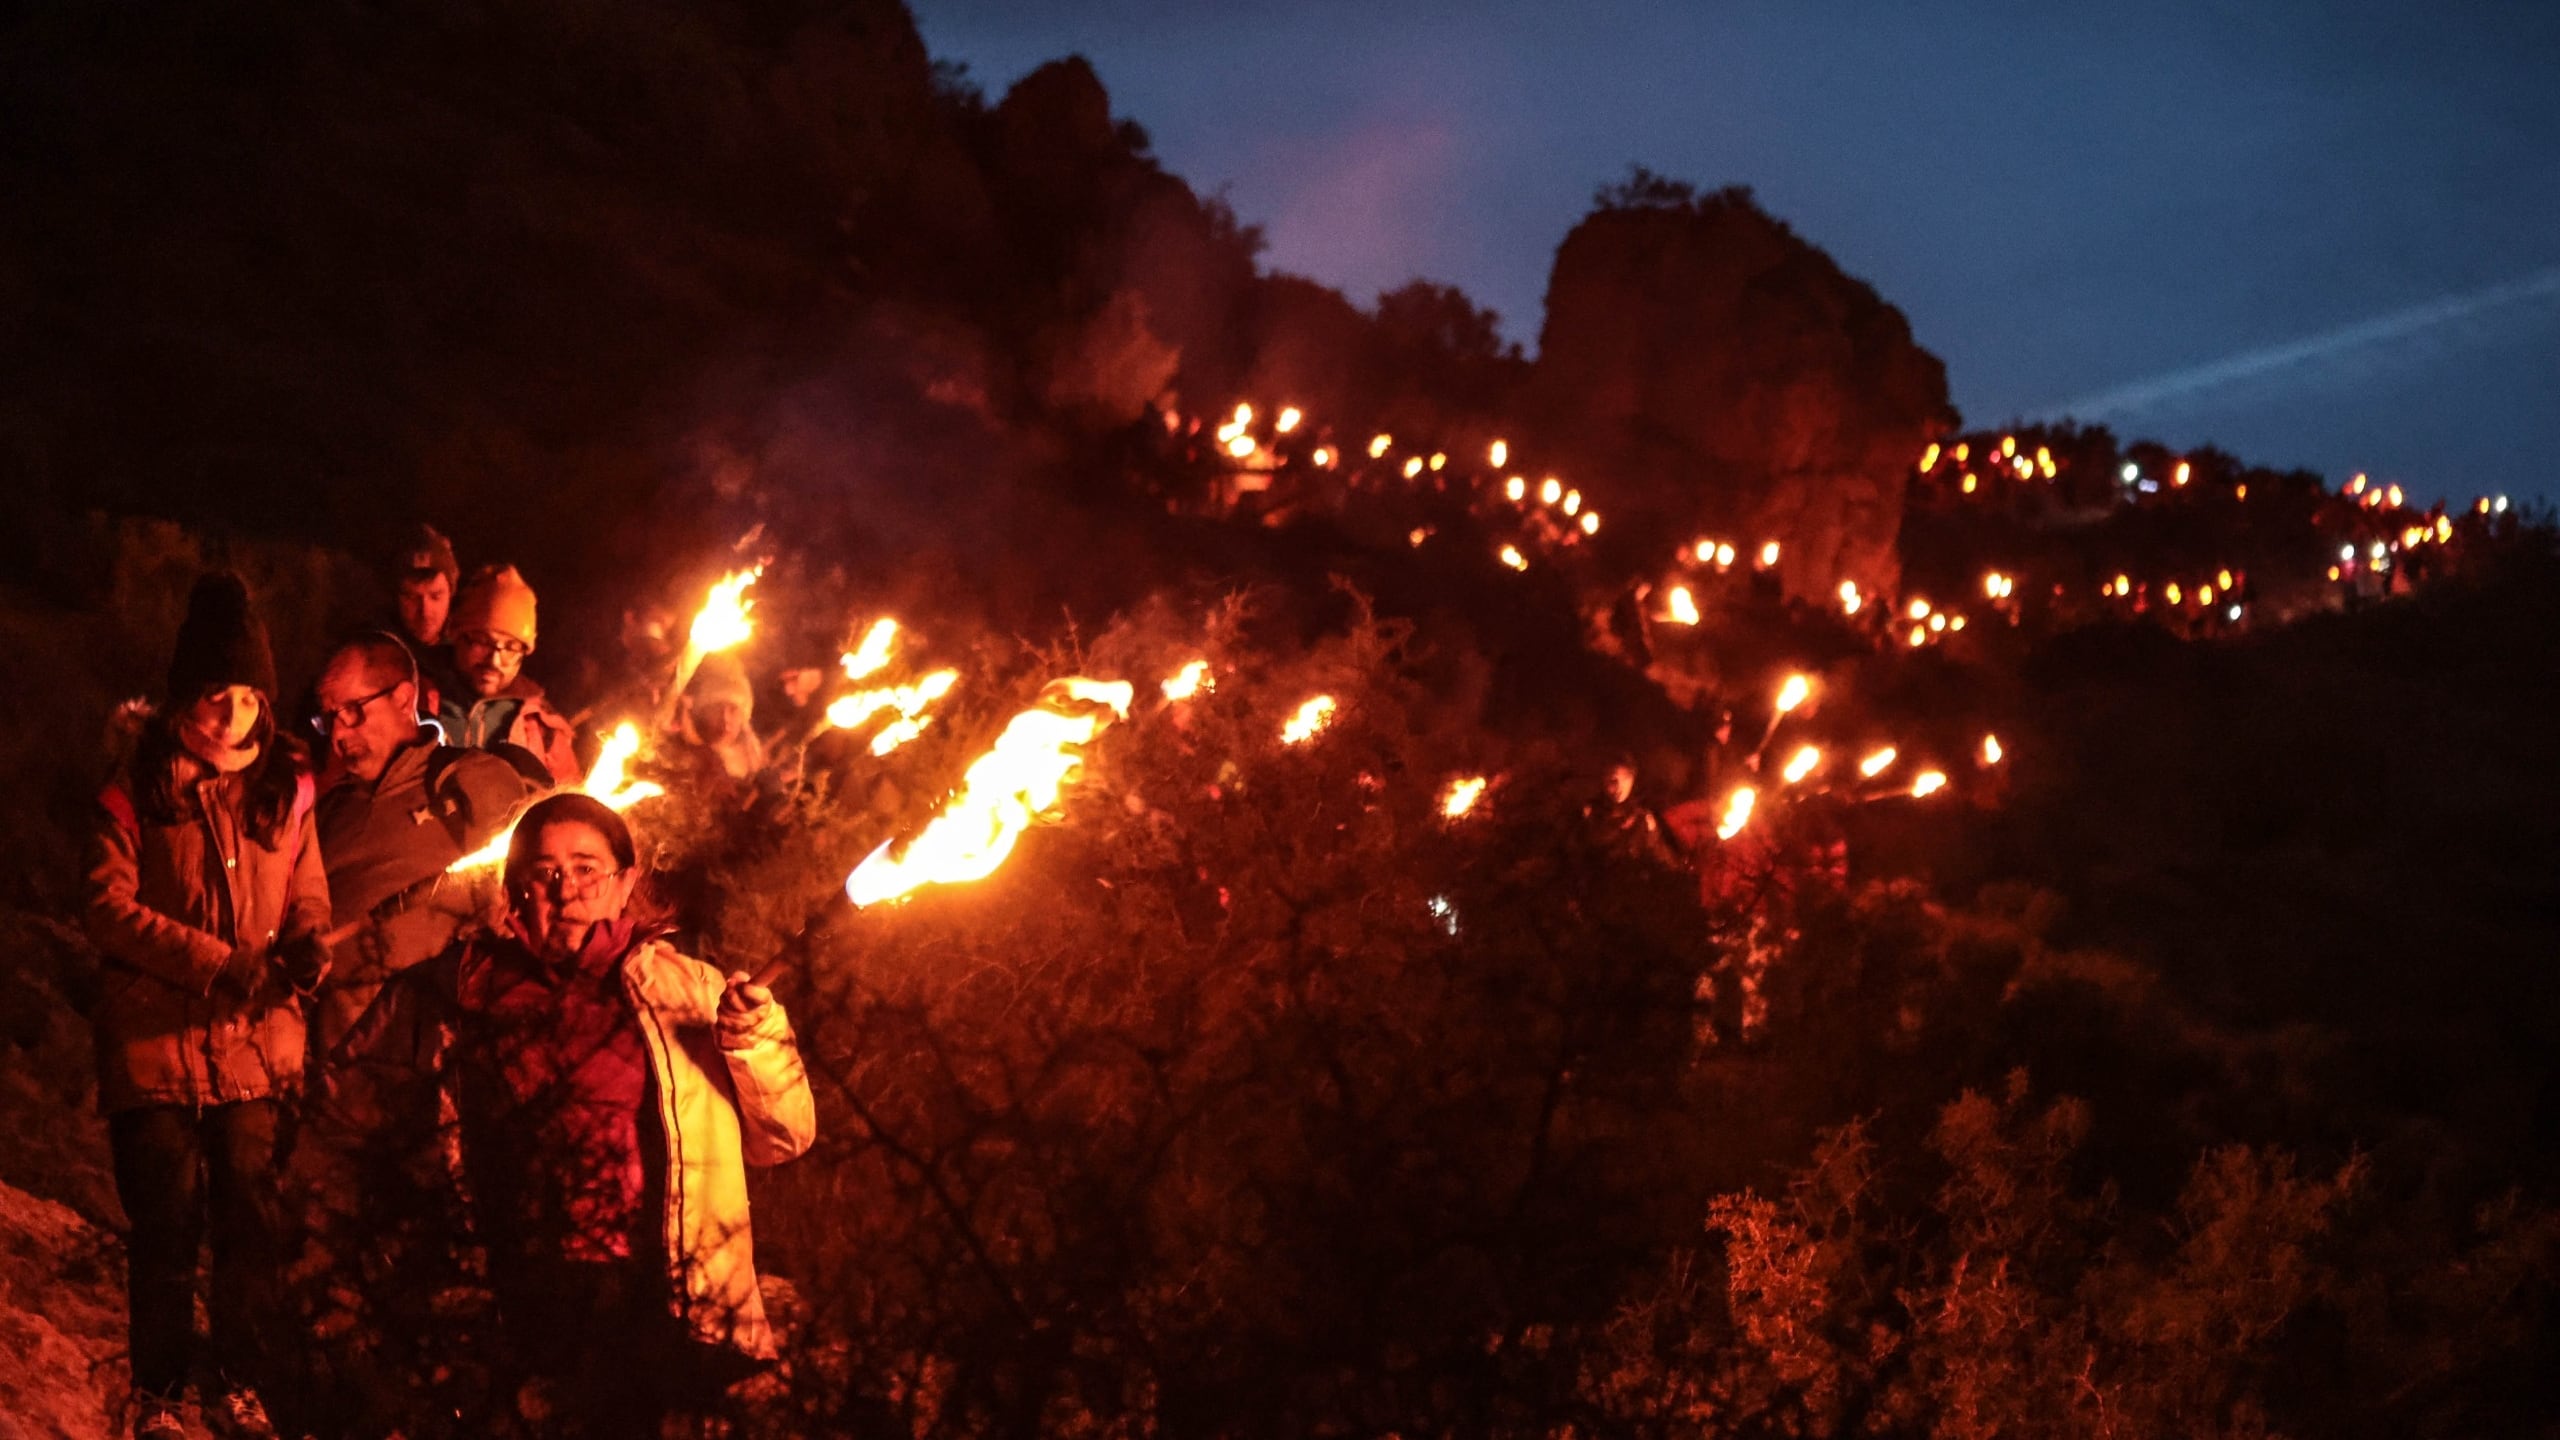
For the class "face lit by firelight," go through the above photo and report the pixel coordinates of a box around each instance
[509,819,637,959]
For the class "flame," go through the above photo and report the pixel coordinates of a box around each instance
[1313,446,1335,467]
[2386,483,2404,508]
[1232,403,1254,426]
[843,681,1130,908]
[1369,434,1393,459]
[1715,786,1756,841]
[1759,541,1781,567]
[1664,585,1701,626]
[668,564,764,712]
[1538,478,1563,506]
[1962,473,1978,494]
[1859,746,1898,778]
[1441,775,1488,818]
[1498,545,1528,571]
[1780,745,1821,785]
[1839,580,1863,615]
[1911,771,1948,798]
[1226,434,1258,459]
[1693,539,1718,563]
[1775,673,1812,714]
[448,722,664,874]
[687,566,761,660]
[2174,461,2192,487]
[1907,624,1927,648]
[2165,582,2183,605]
[1980,734,2004,766]
[841,618,901,681]
[1579,512,1601,536]
[1505,476,1527,502]
[1907,597,1932,620]
[1562,489,1582,516]
[1920,442,1941,470]
[1280,694,1337,745]
[1160,659,1212,702]
[869,716,932,755]
[1402,457,1425,479]
[1489,439,1509,468]
[1275,406,1302,434]
[1429,452,1448,472]
[1713,542,1734,568]
[2001,435,2017,459]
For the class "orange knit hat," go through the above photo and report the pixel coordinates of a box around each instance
[451,564,538,650]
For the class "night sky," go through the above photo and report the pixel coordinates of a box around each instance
[913,1,2560,506]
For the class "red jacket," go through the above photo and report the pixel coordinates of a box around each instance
[83,768,327,1112]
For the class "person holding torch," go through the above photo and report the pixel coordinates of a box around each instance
[331,793,814,1431]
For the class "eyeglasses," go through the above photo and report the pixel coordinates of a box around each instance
[457,630,532,658]
[310,682,404,736]
[512,861,621,897]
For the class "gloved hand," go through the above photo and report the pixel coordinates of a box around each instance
[716,971,781,1050]
[211,943,270,999]
[278,933,331,995]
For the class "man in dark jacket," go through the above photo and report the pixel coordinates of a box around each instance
[312,633,548,1049]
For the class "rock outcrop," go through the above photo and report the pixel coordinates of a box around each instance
[1532,179,1954,601]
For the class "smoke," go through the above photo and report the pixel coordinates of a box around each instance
[2040,265,2560,423]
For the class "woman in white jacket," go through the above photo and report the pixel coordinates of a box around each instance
[334,792,815,1432]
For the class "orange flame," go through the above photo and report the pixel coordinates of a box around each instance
[686,566,761,660]
[1911,771,1948,798]
[1161,659,1212,702]
[1780,745,1820,785]
[1759,540,1781,567]
[1715,786,1756,841]
[1498,545,1528,572]
[1280,694,1337,745]
[1775,674,1812,714]
[1275,406,1302,434]
[1488,439,1509,468]
[841,618,900,682]
[843,680,1132,908]
[1369,434,1393,459]
[1441,776,1488,818]
[1980,734,2004,766]
[1859,746,1898,778]
[1664,585,1701,626]
[449,722,663,874]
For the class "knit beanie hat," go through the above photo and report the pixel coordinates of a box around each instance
[399,524,460,585]
[687,650,755,721]
[452,564,539,649]
[166,572,278,703]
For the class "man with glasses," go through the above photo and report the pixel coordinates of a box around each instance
[312,632,548,1049]
[435,564,580,785]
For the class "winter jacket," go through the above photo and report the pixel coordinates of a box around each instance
[314,733,548,1048]
[83,768,329,1113]
[437,675,580,787]
[338,930,816,1358]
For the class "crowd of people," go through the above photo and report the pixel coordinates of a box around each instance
[80,533,819,1439]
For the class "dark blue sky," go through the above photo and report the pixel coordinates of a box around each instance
[912,1,2560,505]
